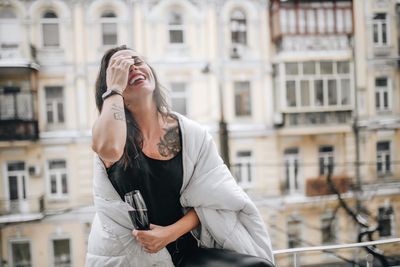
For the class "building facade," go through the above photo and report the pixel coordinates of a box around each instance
[0,0,399,266]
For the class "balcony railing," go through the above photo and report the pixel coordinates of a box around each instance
[283,111,352,127]
[0,196,44,216]
[274,238,400,267]
[0,89,38,141]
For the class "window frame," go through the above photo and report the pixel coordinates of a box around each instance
[234,150,254,189]
[46,159,69,200]
[230,8,247,46]
[50,237,72,267]
[318,145,334,176]
[378,205,395,238]
[375,77,392,113]
[100,11,118,47]
[40,10,60,48]
[44,86,65,127]
[282,61,352,111]
[8,238,32,267]
[168,11,185,45]
[170,82,188,116]
[376,141,392,176]
[284,148,300,195]
[233,81,252,118]
[372,13,390,47]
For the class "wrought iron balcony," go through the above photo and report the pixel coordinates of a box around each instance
[283,111,352,127]
[0,195,44,218]
[0,88,38,141]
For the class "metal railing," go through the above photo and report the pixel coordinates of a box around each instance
[273,238,400,267]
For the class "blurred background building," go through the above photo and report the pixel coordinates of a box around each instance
[0,0,399,266]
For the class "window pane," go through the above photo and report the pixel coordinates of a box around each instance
[57,102,64,123]
[382,22,387,44]
[314,80,324,106]
[51,175,57,194]
[377,141,390,151]
[320,61,333,74]
[234,81,251,116]
[286,81,296,107]
[102,23,117,45]
[169,30,183,43]
[285,63,298,75]
[300,80,310,106]
[328,80,337,105]
[337,61,349,74]
[373,24,379,43]
[341,79,350,105]
[12,242,31,267]
[375,78,388,87]
[303,62,315,75]
[42,23,59,47]
[61,174,68,194]
[53,239,71,266]
[49,160,66,169]
[375,92,380,109]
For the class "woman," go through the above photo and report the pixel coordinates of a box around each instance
[86,45,274,267]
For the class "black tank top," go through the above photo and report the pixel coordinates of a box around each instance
[106,146,197,265]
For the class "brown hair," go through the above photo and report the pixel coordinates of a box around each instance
[94,45,170,168]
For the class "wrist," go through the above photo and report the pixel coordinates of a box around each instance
[102,88,123,101]
[167,224,180,243]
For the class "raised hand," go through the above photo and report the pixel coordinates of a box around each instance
[106,55,134,92]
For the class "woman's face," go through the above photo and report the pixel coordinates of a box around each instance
[109,50,156,100]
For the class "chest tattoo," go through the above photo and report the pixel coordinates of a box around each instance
[157,126,181,157]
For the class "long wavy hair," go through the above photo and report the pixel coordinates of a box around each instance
[95,45,171,169]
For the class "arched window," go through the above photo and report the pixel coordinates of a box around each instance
[100,10,118,46]
[0,7,20,49]
[230,9,247,45]
[41,10,60,47]
[168,11,184,44]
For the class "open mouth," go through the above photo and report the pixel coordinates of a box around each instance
[129,75,146,86]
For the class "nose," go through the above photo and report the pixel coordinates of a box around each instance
[129,64,138,73]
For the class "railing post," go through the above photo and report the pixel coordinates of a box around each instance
[293,253,299,267]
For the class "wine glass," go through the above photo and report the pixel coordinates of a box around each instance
[124,190,150,230]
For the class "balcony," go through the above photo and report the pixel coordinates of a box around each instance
[306,175,351,197]
[0,88,39,141]
[269,0,353,52]
[0,196,45,224]
[283,111,352,127]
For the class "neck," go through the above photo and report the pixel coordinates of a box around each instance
[125,97,163,140]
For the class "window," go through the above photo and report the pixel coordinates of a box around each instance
[168,11,184,44]
[372,13,388,46]
[53,238,71,267]
[7,162,27,213]
[48,160,68,198]
[283,61,352,109]
[45,86,65,125]
[284,148,299,194]
[287,218,301,248]
[230,9,247,45]
[101,11,117,46]
[41,10,60,47]
[321,212,337,243]
[233,151,253,187]
[377,141,391,175]
[170,82,187,115]
[375,77,391,112]
[319,146,334,176]
[0,7,20,50]
[10,240,31,267]
[378,206,394,237]
[234,81,251,117]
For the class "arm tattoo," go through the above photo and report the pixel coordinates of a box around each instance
[111,104,125,121]
[157,126,181,157]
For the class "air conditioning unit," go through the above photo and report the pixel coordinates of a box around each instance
[273,112,284,127]
[28,165,41,177]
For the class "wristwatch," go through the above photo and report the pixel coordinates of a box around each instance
[102,88,123,101]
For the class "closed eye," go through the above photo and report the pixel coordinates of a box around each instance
[132,56,144,66]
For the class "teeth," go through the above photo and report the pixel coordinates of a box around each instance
[129,75,145,85]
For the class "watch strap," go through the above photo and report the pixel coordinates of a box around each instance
[102,88,123,101]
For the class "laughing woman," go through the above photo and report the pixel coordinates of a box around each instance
[85,45,274,267]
